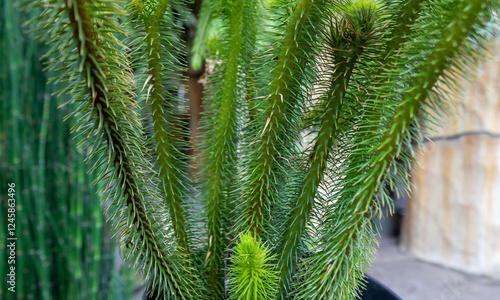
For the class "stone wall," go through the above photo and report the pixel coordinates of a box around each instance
[400,38,500,279]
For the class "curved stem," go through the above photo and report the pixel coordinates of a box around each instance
[304,1,489,298]
[63,0,200,297]
[137,0,191,253]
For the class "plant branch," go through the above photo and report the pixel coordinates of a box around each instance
[134,0,192,253]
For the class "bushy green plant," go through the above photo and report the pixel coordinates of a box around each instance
[29,0,499,299]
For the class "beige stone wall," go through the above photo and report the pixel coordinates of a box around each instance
[400,38,500,279]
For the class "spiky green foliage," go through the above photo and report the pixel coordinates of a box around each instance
[277,1,390,297]
[0,1,136,299]
[294,1,499,299]
[128,0,193,253]
[196,0,260,297]
[28,0,500,299]
[242,0,331,238]
[228,232,278,300]
[30,0,202,298]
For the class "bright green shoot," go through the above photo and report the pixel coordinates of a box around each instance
[228,232,278,300]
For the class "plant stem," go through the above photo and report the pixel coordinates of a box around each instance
[64,0,199,297]
[306,1,489,298]
[247,0,315,236]
[203,0,258,296]
[138,0,191,253]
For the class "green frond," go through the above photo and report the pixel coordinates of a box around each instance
[198,0,261,297]
[128,0,193,254]
[273,0,389,297]
[244,0,312,237]
[296,1,497,299]
[242,0,334,244]
[31,0,202,298]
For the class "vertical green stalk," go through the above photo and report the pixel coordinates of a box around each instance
[89,169,103,298]
[246,0,326,236]
[55,97,70,299]
[247,0,309,236]
[201,0,258,297]
[134,0,191,253]
[3,1,53,298]
[190,0,213,71]
[71,143,85,297]
[37,93,52,300]
[277,52,356,297]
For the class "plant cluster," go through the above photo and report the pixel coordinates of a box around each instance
[30,0,498,299]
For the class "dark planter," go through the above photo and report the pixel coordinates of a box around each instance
[360,274,402,300]
[143,274,401,299]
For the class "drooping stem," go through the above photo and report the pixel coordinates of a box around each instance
[135,0,191,253]
[276,5,383,294]
[302,1,490,298]
[60,0,200,298]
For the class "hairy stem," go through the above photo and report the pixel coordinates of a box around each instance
[202,0,258,297]
[276,8,378,294]
[136,0,191,253]
[247,0,314,236]
[64,0,198,297]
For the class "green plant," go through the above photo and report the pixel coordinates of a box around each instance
[228,232,277,300]
[29,0,498,299]
[0,1,136,299]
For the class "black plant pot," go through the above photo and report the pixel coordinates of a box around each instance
[143,274,401,300]
[360,274,402,300]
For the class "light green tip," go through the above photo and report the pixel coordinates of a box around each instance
[350,0,381,10]
[344,0,383,16]
[229,232,278,300]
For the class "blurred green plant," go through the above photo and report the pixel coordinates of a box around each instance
[24,0,500,299]
[0,1,136,299]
